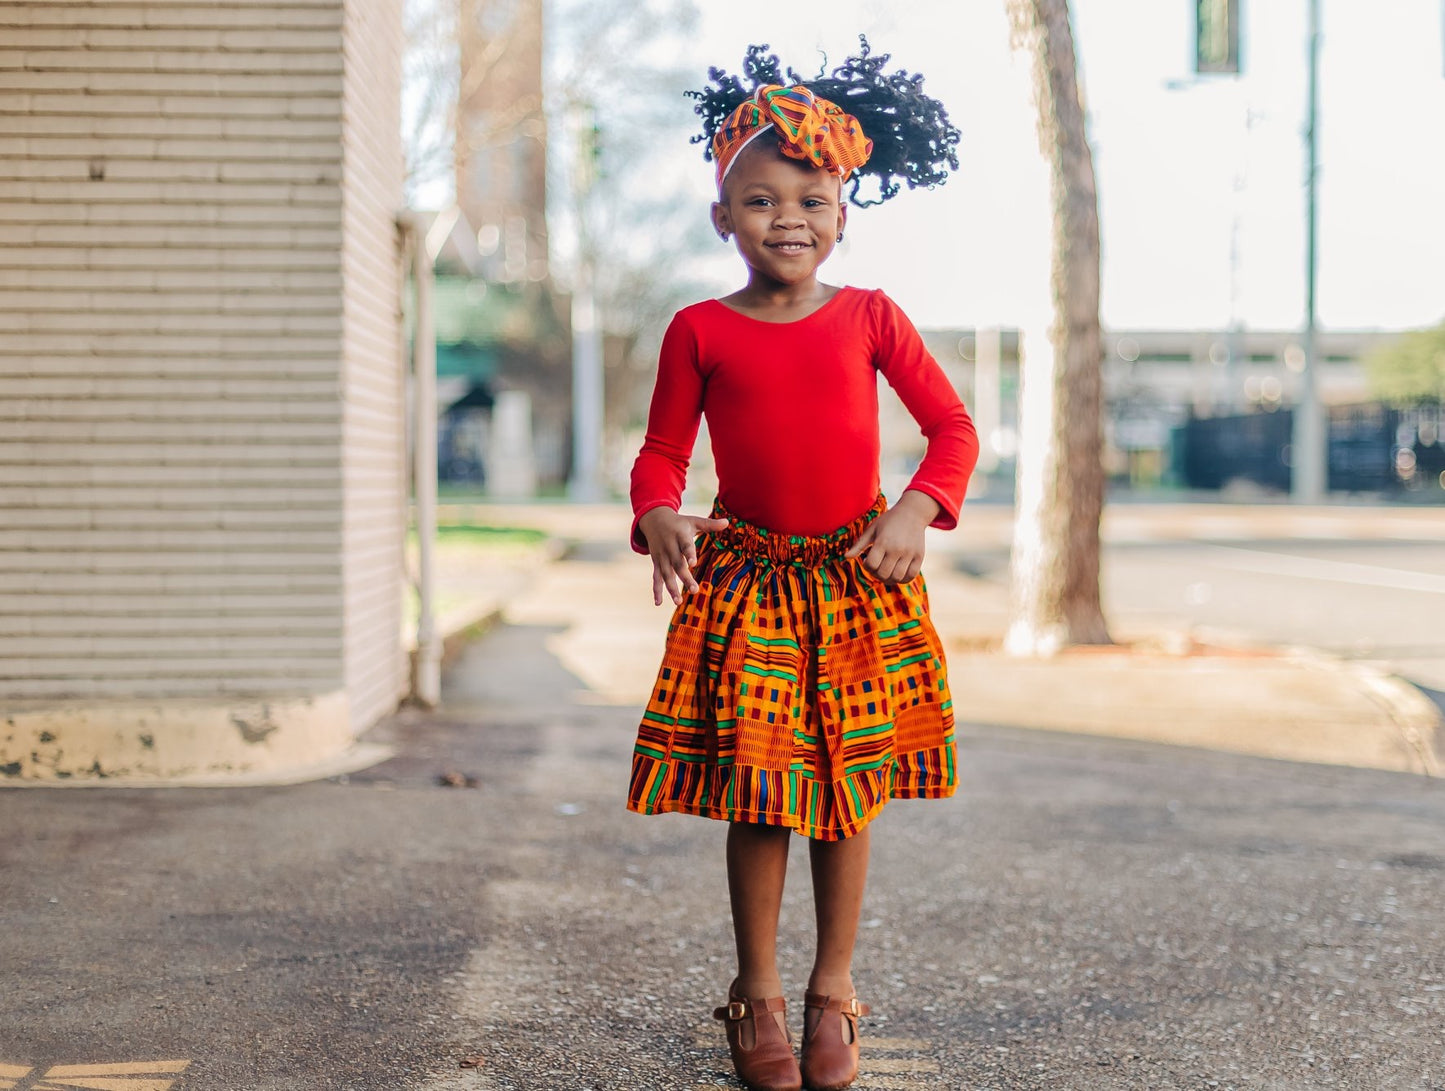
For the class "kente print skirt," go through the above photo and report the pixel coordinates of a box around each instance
[626,494,957,841]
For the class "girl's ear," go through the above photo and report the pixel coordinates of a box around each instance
[711,200,733,238]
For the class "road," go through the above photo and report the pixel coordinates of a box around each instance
[947,534,1445,712]
[4,535,1445,1090]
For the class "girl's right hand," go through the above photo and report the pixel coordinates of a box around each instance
[637,507,729,606]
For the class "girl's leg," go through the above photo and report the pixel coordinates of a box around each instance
[727,820,793,997]
[806,825,870,999]
[721,822,802,1090]
[799,827,872,1088]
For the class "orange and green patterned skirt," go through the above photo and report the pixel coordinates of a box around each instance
[627,495,956,841]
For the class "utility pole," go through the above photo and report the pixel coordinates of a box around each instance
[1292,0,1327,502]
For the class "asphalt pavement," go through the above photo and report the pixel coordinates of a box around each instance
[5,592,1445,1090]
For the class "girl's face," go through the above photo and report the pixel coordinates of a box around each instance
[711,141,847,289]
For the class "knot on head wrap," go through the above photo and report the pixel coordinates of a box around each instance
[712,84,873,191]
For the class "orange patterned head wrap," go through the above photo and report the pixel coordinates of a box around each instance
[712,84,873,191]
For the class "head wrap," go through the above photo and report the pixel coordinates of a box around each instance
[712,84,873,191]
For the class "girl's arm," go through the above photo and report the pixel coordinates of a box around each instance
[848,291,980,583]
[869,290,980,528]
[629,312,726,603]
[630,313,703,552]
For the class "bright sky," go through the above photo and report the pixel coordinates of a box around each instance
[671,0,1445,333]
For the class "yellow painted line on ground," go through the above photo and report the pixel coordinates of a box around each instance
[0,1063,33,1078]
[37,1079,182,1091]
[863,1037,933,1051]
[44,1063,190,1077]
[861,1057,942,1075]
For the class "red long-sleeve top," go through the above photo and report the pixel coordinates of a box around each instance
[629,287,979,552]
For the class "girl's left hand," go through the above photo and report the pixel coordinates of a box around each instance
[844,489,941,585]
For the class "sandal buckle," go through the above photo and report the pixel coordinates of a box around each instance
[726,1000,747,1021]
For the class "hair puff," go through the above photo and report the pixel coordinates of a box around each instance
[688,37,961,207]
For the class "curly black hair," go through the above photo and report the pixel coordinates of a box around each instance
[688,37,961,207]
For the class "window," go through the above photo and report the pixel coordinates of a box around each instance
[1196,0,1241,74]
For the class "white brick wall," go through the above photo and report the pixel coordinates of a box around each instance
[0,1,406,726]
[338,0,406,730]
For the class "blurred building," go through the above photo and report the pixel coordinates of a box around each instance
[0,1,409,780]
[456,0,548,286]
[430,274,571,489]
[893,326,1399,496]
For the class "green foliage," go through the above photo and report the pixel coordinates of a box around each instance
[1365,321,1445,407]
[405,523,548,547]
[435,524,548,545]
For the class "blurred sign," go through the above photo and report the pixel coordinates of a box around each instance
[1196,0,1241,74]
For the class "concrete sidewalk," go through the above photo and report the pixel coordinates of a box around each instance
[439,500,1444,778]
[404,531,566,666]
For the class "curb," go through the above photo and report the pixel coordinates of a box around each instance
[1332,660,1444,777]
[1271,642,1443,777]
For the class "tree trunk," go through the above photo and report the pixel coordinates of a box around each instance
[1004,0,1110,654]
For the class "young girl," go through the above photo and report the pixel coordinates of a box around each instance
[627,43,978,1091]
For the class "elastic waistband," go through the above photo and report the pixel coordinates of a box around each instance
[708,495,886,567]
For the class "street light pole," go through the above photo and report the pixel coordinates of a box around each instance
[569,259,604,501]
[1292,0,1327,502]
[568,102,604,502]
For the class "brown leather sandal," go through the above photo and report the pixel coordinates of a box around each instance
[799,991,871,1091]
[713,991,803,1091]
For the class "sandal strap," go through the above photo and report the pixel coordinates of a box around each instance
[714,994,788,1022]
[802,991,871,1019]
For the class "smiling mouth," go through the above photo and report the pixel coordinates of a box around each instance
[767,241,812,253]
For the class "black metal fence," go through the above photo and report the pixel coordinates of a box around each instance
[1174,404,1445,497]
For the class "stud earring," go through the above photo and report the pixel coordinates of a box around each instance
[836,232,845,243]
[719,231,730,242]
